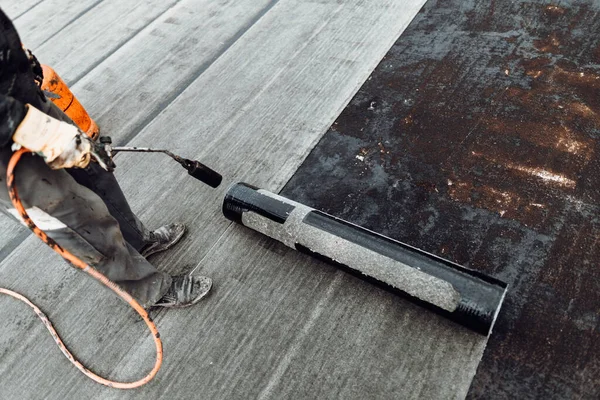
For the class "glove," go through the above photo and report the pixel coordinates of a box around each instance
[12,105,93,169]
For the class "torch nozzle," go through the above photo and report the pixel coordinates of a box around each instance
[181,159,222,188]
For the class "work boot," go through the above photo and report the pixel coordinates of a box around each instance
[141,223,186,258]
[154,275,212,308]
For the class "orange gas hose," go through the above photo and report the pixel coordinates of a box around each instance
[0,148,162,389]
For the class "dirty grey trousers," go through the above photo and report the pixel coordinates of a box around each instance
[0,99,171,307]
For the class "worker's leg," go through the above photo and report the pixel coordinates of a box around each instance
[10,30,151,249]
[0,147,172,307]
[0,11,205,307]
[2,34,153,252]
[29,95,153,251]
[66,163,151,251]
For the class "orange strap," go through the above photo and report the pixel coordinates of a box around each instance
[1,148,162,389]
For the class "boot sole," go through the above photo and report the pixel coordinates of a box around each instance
[154,276,212,309]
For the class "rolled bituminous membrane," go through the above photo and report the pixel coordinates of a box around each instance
[222,182,507,335]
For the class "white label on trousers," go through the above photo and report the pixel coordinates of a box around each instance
[7,207,67,231]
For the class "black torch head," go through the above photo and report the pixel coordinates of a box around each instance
[182,159,222,188]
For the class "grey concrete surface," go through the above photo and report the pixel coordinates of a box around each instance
[9,0,103,49]
[0,215,27,260]
[0,0,44,21]
[0,1,491,398]
[30,0,182,84]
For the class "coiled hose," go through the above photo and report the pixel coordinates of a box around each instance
[0,148,162,389]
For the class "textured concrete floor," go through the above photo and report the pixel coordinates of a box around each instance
[0,1,501,399]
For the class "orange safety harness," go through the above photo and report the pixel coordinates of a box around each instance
[0,148,162,389]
